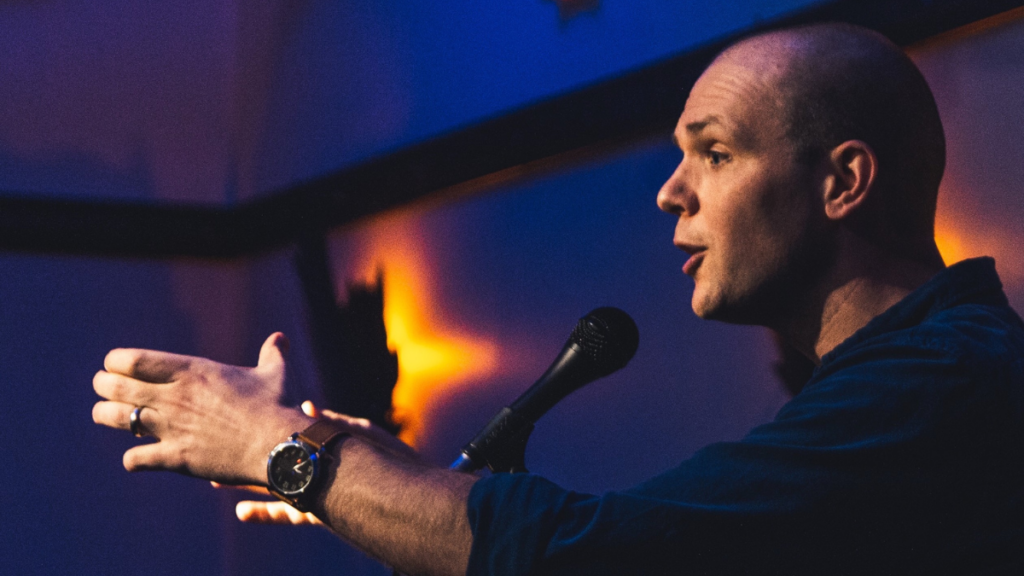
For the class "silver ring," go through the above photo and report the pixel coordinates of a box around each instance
[129,406,146,437]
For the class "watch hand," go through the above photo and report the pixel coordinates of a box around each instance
[293,460,309,472]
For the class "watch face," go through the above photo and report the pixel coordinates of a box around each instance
[269,442,317,495]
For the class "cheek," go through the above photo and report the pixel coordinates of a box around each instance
[720,180,811,267]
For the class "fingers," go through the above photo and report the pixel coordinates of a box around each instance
[321,408,365,426]
[319,408,420,460]
[301,400,319,418]
[92,401,162,435]
[298,401,418,459]
[104,348,194,382]
[123,442,182,473]
[235,500,323,526]
[93,371,157,405]
[210,481,270,496]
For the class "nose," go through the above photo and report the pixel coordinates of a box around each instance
[656,161,698,216]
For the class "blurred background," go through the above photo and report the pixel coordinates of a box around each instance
[2,1,1023,574]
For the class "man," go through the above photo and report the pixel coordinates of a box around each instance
[93,22,1024,575]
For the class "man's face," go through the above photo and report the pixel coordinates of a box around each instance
[657,48,827,325]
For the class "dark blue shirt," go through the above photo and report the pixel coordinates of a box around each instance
[467,258,1024,575]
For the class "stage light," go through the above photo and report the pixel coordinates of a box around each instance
[335,210,498,446]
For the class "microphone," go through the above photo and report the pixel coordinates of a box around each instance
[450,307,639,474]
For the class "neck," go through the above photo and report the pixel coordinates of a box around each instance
[775,238,945,365]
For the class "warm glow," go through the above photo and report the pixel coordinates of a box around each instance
[934,216,968,266]
[335,210,498,446]
[933,188,1024,287]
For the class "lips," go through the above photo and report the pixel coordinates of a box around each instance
[682,251,705,276]
[675,242,707,276]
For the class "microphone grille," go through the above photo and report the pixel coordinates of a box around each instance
[569,307,639,377]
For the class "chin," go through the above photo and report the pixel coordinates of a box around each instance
[693,302,731,322]
[690,273,733,320]
[690,288,721,320]
[691,288,762,325]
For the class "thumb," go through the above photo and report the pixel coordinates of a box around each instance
[257,332,290,372]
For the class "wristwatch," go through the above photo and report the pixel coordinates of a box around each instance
[266,419,350,512]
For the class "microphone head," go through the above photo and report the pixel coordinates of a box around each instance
[569,307,639,377]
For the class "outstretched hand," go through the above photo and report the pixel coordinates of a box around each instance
[92,333,313,486]
[94,335,475,575]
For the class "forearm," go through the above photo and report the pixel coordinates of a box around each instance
[311,436,477,576]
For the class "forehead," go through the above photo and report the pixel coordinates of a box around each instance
[677,47,790,145]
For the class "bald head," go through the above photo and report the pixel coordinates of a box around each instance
[723,24,946,253]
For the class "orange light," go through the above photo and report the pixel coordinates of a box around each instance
[934,215,968,266]
[933,186,1024,287]
[334,210,498,446]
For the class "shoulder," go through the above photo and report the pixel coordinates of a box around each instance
[918,300,1024,363]
[771,300,1024,451]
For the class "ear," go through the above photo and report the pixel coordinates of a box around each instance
[822,140,877,221]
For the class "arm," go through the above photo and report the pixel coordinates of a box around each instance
[227,401,426,528]
[92,333,475,576]
[315,436,476,576]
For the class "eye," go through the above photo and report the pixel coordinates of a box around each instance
[708,150,728,166]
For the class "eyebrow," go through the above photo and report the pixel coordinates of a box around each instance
[685,115,723,135]
[672,115,726,149]
[675,114,759,151]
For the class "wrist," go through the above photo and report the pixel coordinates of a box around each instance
[250,410,316,486]
[265,418,351,512]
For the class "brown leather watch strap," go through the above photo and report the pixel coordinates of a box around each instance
[296,419,350,451]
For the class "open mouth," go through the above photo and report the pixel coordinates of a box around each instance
[674,241,707,276]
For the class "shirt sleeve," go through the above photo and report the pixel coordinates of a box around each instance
[465,331,1022,576]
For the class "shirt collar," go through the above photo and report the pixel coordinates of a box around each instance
[816,257,1007,372]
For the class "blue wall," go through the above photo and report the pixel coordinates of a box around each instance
[0,0,821,203]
